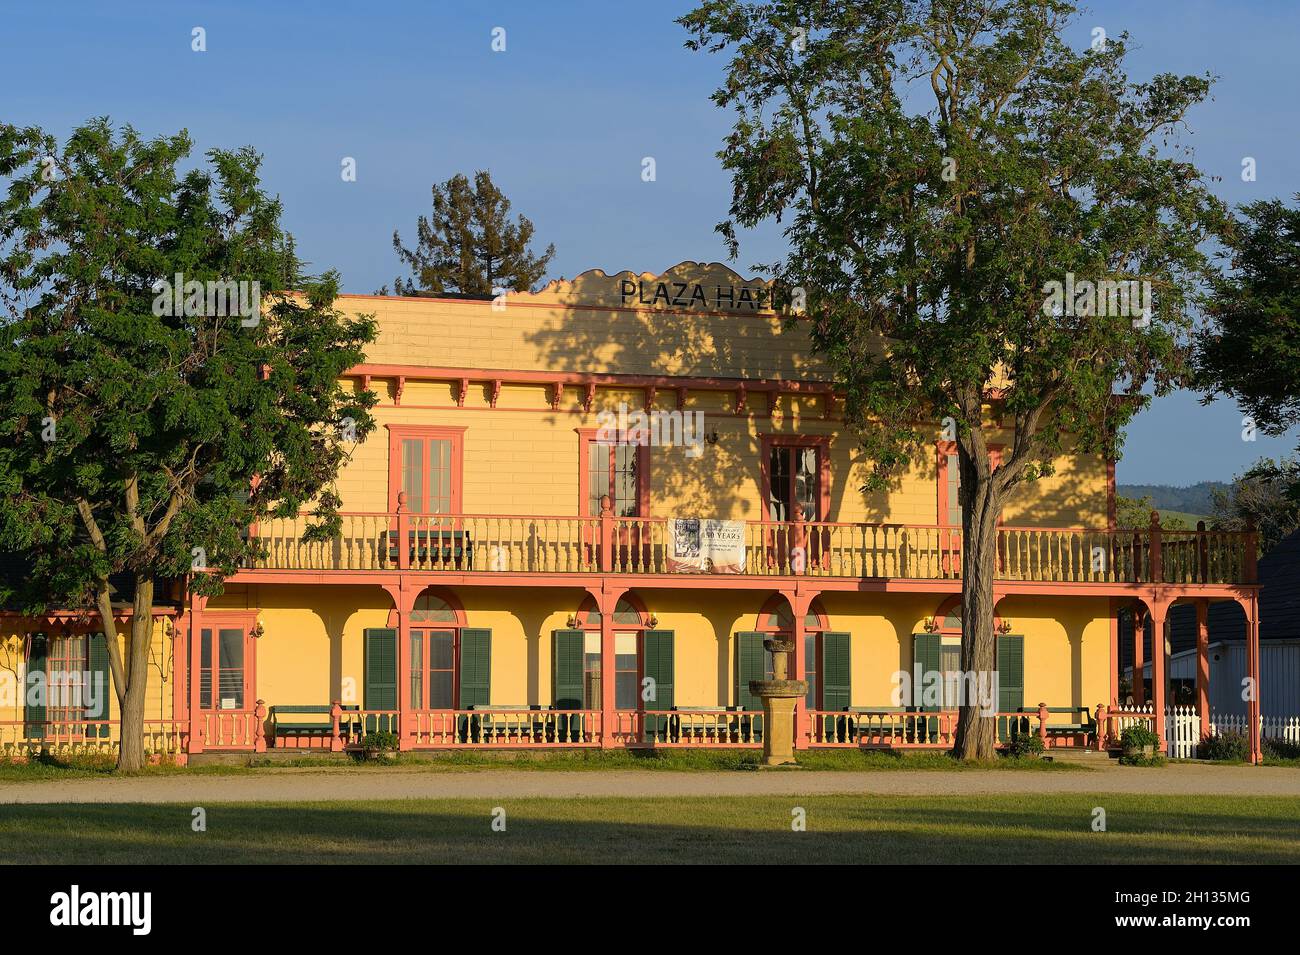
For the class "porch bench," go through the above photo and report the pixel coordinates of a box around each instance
[1018,706,1096,746]
[269,705,336,745]
[843,706,909,744]
[666,706,729,744]
[383,529,473,569]
[464,705,544,743]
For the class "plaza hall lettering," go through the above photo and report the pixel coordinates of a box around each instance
[620,278,769,311]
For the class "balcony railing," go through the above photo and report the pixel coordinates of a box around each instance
[243,511,1256,585]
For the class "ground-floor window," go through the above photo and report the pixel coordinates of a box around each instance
[570,595,651,711]
[410,629,458,709]
[25,631,111,738]
[46,633,87,723]
[581,628,640,709]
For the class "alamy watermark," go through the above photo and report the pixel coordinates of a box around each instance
[595,402,705,458]
[891,666,999,716]
[1042,272,1152,326]
[0,670,106,711]
[152,273,261,326]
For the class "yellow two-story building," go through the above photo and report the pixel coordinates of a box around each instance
[1,262,1264,761]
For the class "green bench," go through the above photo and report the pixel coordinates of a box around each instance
[269,705,337,745]
[840,707,952,745]
[1018,706,1096,746]
[461,705,586,744]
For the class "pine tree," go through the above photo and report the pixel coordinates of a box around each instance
[387,170,555,296]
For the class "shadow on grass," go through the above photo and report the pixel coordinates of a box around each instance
[2,795,1296,865]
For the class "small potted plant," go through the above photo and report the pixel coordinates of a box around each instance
[359,730,399,762]
[1120,724,1160,760]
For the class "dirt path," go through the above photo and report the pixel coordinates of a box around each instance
[2,763,1298,804]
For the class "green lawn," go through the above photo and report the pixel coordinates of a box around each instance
[0,747,1081,780]
[2,794,1296,864]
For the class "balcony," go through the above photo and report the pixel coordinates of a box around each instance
[240,511,1257,586]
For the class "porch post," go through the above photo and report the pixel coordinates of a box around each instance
[1131,605,1145,705]
[186,591,208,755]
[1150,601,1167,753]
[1247,595,1262,765]
[596,583,619,749]
[785,589,811,750]
[1196,598,1210,742]
[1108,598,1119,707]
[384,581,415,749]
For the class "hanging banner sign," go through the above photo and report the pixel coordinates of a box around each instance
[667,518,747,574]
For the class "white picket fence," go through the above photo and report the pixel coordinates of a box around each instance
[1109,704,1300,757]
[1166,705,1199,759]
[1165,706,1300,758]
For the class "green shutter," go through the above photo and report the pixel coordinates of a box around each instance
[642,630,675,741]
[996,634,1025,715]
[820,632,851,711]
[363,628,397,711]
[913,632,942,711]
[552,629,584,709]
[459,628,492,708]
[24,632,48,739]
[735,632,766,711]
[87,632,111,738]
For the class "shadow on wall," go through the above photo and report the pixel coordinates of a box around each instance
[524,263,883,522]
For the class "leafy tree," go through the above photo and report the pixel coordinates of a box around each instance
[386,170,555,296]
[1197,196,1300,507]
[1115,495,1187,531]
[1209,458,1300,554]
[0,119,377,770]
[680,0,1228,757]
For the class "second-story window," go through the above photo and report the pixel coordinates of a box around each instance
[387,426,465,514]
[937,443,1001,527]
[403,438,452,514]
[587,441,643,517]
[767,445,820,521]
[942,450,963,527]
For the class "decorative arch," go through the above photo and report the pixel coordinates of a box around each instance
[755,594,829,632]
[927,594,1005,634]
[574,591,650,630]
[387,586,466,629]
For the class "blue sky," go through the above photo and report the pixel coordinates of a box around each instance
[2,0,1296,485]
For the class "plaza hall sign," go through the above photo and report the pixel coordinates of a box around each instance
[619,276,770,312]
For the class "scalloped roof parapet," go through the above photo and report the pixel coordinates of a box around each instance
[521,260,775,313]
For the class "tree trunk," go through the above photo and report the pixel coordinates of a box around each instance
[954,475,1000,760]
[115,577,155,771]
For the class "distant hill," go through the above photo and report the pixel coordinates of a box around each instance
[1118,482,1228,515]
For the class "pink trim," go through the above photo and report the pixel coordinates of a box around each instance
[351,363,839,395]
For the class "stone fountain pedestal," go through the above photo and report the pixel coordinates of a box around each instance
[749,637,808,767]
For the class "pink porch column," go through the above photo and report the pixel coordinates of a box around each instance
[186,593,208,754]
[1108,599,1119,707]
[1150,602,1168,753]
[785,589,811,750]
[594,583,619,748]
[1196,598,1210,742]
[384,582,415,749]
[1247,596,1262,765]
